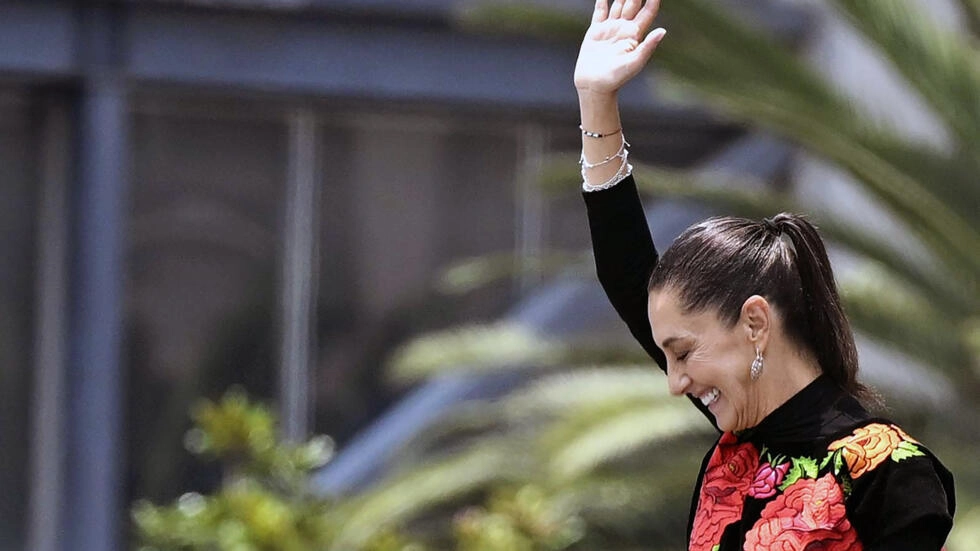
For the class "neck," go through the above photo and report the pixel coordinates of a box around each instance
[747,342,822,429]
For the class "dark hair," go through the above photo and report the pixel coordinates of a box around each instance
[648,213,875,405]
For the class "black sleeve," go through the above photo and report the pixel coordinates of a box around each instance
[583,176,716,426]
[582,176,665,367]
[849,453,955,551]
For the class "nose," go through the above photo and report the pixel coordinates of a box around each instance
[667,364,691,396]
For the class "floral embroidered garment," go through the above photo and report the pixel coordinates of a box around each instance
[583,177,956,551]
[685,376,954,551]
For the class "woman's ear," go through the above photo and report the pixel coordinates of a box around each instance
[741,295,771,351]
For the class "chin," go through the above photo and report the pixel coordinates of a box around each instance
[714,411,738,432]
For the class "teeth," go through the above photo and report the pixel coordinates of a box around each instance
[699,388,720,406]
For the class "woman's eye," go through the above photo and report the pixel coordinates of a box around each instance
[676,351,690,362]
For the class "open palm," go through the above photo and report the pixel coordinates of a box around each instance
[574,0,667,95]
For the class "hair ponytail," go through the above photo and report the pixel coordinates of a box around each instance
[649,212,877,407]
[767,214,873,405]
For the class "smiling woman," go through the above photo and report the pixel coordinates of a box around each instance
[575,1,955,550]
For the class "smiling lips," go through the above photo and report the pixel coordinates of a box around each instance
[698,388,720,407]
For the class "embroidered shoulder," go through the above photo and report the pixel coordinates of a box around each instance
[825,422,925,480]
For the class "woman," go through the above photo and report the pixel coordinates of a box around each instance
[575,1,955,550]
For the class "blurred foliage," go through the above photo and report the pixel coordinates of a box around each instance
[132,390,423,551]
[453,486,585,551]
[132,391,627,551]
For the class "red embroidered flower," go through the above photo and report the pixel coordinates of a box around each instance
[744,473,862,551]
[748,461,791,499]
[690,433,759,551]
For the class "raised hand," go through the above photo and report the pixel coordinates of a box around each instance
[574,0,666,96]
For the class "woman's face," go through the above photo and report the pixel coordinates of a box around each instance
[648,288,763,432]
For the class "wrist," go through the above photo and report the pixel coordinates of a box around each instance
[576,88,619,105]
[578,90,621,135]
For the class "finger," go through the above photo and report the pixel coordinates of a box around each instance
[609,0,625,19]
[593,0,609,23]
[622,0,642,20]
[633,0,662,32]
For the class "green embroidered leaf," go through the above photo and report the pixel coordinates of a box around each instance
[778,458,805,491]
[833,450,844,475]
[798,456,819,478]
[841,476,853,497]
[820,451,834,470]
[711,546,720,551]
[891,440,926,462]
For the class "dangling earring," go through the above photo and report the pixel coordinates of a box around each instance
[751,346,764,381]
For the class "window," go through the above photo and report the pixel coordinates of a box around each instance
[126,101,287,501]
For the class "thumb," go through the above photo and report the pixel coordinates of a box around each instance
[637,27,667,60]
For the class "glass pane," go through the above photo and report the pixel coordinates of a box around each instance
[0,91,36,550]
[313,116,522,443]
[127,104,286,502]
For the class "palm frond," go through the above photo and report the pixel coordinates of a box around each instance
[386,323,651,383]
[545,401,708,482]
[866,139,980,235]
[833,0,980,163]
[437,250,593,295]
[386,324,561,383]
[395,368,672,465]
[549,458,706,545]
[331,441,524,549]
[658,0,980,276]
[838,263,974,377]
[503,368,670,418]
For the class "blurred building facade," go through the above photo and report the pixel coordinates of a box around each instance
[0,2,757,550]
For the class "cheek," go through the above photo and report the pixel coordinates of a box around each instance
[688,340,729,371]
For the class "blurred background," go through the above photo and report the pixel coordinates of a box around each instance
[0,0,977,550]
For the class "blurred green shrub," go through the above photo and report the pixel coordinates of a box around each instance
[131,389,422,551]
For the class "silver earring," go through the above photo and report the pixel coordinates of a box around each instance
[751,346,764,380]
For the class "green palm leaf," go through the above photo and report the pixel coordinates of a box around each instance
[504,368,670,417]
[838,265,974,376]
[655,0,980,275]
[545,402,707,482]
[437,250,593,295]
[833,0,980,162]
[331,441,524,549]
[386,323,651,383]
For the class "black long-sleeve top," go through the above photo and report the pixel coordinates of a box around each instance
[583,176,955,551]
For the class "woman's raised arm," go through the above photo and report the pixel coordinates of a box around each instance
[576,2,716,425]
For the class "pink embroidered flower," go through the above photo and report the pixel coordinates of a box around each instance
[690,433,759,551]
[748,461,791,499]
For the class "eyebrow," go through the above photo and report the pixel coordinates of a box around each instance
[660,336,686,350]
